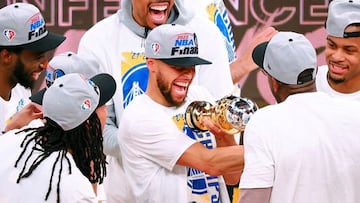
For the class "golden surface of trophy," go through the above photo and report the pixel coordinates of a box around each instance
[185,95,258,134]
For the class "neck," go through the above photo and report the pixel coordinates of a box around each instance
[277,80,317,102]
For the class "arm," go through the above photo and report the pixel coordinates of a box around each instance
[102,102,121,157]
[239,188,272,203]
[4,102,43,132]
[203,117,242,185]
[230,27,278,83]
[177,142,243,179]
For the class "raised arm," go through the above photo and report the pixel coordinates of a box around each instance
[230,27,278,83]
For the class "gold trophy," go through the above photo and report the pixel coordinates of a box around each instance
[185,95,258,134]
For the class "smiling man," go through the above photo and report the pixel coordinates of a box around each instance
[0,3,65,131]
[316,0,360,99]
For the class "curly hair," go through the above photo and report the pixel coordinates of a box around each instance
[14,112,106,203]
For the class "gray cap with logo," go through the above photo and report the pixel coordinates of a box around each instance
[0,3,65,52]
[42,73,116,131]
[252,32,317,85]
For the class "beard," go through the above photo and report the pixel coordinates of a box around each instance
[327,72,345,84]
[13,59,33,89]
[156,74,185,107]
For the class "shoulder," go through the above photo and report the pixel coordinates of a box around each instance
[187,15,223,35]
[187,85,215,103]
[315,64,329,88]
[316,65,328,80]
[80,13,121,43]
[121,95,160,122]
[87,13,119,31]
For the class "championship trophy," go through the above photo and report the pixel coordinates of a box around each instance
[185,95,258,134]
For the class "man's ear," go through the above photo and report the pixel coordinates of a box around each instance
[0,49,13,63]
[146,58,156,72]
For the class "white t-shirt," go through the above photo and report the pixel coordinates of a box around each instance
[0,120,97,203]
[316,65,360,101]
[0,84,31,132]
[119,85,230,203]
[239,92,360,203]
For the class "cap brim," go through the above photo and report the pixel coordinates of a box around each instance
[22,32,66,53]
[160,57,212,67]
[252,42,269,69]
[29,88,46,105]
[90,73,116,107]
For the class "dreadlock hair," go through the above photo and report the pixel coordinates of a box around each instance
[14,112,106,203]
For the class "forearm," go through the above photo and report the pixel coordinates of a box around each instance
[230,26,278,84]
[215,133,242,184]
[230,56,257,84]
[103,123,120,157]
[210,145,244,175]
[4,102,43,132]
[103,104,121,158]
[200,118,244,178]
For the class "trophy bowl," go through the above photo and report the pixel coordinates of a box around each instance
[221,97,258,133]
[185,95,258,134]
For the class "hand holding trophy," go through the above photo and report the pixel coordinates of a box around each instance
[185,95,258,134]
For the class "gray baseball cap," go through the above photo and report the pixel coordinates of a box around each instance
[0,3,65,52]
[30,52,100,105]
[42,73,116,131]
[252,32,317,85]
[145,24,212,67]
[326,0,360,38]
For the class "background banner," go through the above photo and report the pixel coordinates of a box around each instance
[1,0,329,106]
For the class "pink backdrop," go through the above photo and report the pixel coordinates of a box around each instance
[2,0,330,106]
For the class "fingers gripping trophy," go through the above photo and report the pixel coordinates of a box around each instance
[185,95,258,134]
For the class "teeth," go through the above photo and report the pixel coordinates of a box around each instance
[331,63,346,69]
[150,5,167,11]
[175,82,188,87]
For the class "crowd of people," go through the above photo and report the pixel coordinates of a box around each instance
[1,0,360,202]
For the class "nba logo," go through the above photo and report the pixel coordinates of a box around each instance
[81,99,91,111]
[151,43,160,55]
[3,29,15,41]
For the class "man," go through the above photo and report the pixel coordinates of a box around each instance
[0,73,116,202]
[0,3,65,131]
[118,23,246,203]
[316,0,360,99]
[4,52,99,132]
[77,0,275,201]
[239,31,360,202]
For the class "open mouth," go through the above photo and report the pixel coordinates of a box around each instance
[149,3,169,25]
[173,81,189,96]
[329,62,348,75]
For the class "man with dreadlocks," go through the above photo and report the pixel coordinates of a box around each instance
[0,72,116,203]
